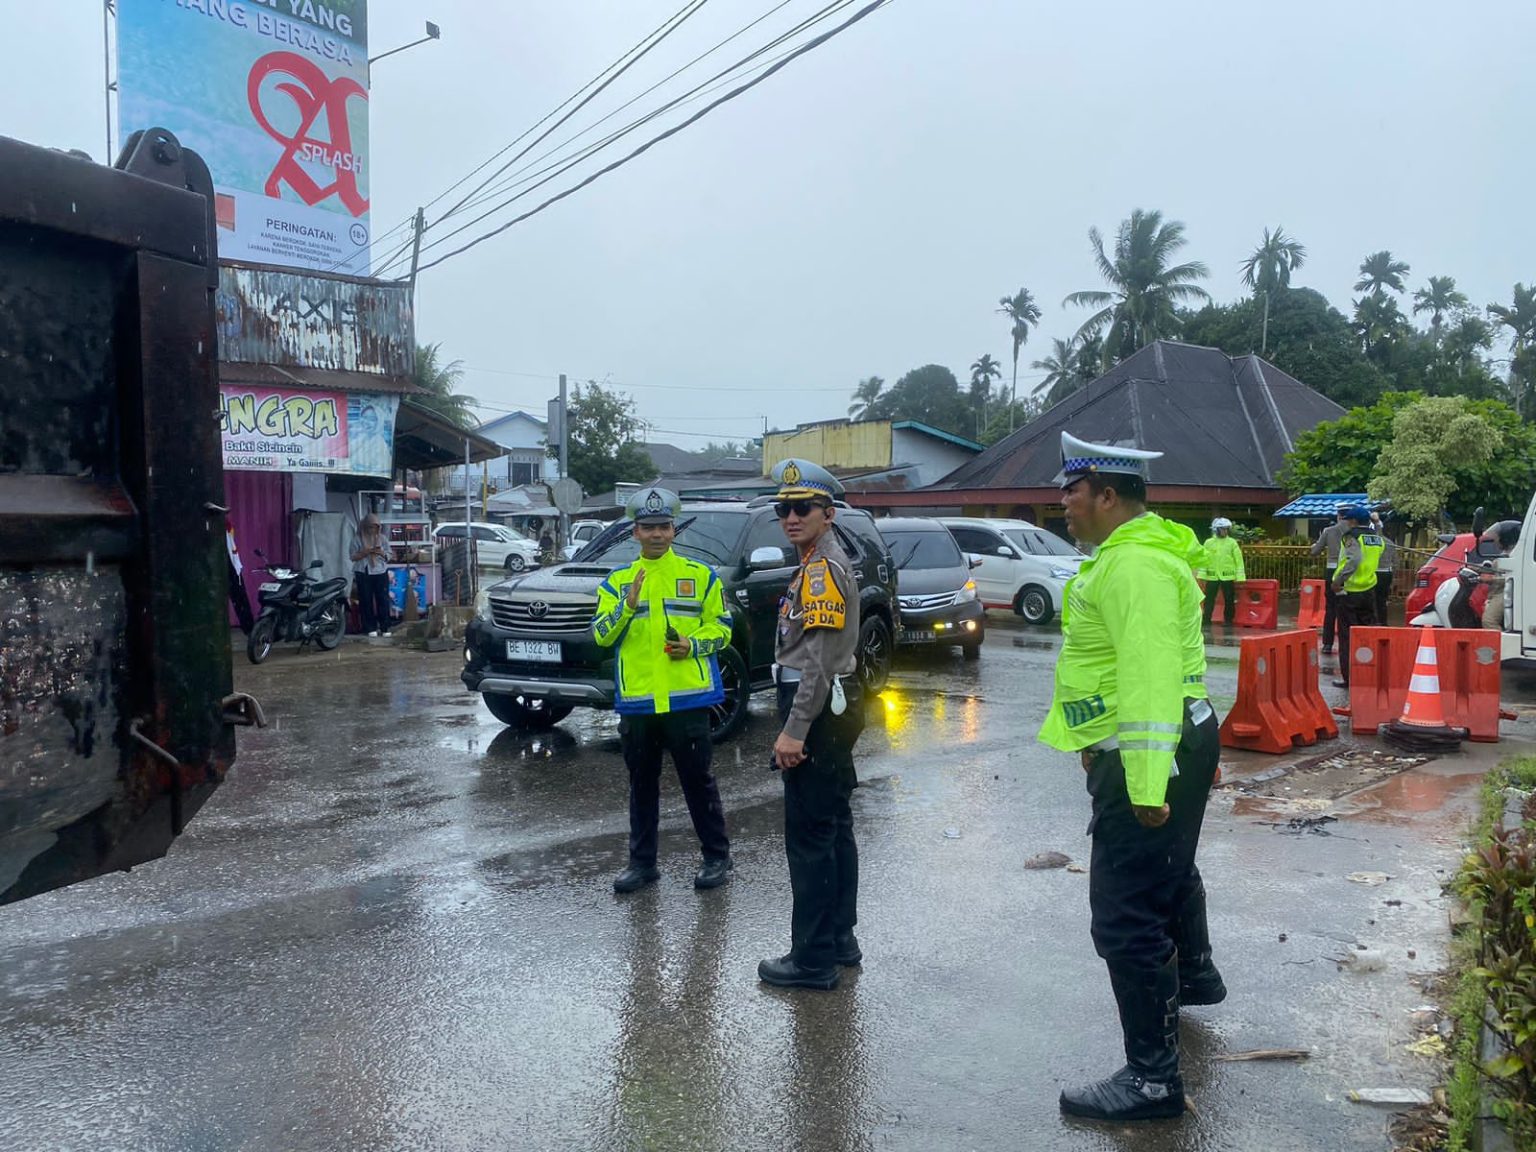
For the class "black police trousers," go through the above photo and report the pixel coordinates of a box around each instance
[1334,590,1377,686]
[1321,567,1339,649]
[1085,700,1220,979]
[1202,580,1236,626]
[620,709,730,867]
[777,678,865,970]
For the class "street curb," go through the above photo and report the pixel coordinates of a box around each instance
[1473,788,1528,1152]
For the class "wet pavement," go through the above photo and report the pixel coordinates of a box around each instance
[3,621,1534,1151]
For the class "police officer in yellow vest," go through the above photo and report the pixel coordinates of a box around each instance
[1041,433,1224,1123]
[1330,505,1384,689]
[1199,517,1245,628]
[593,487,734,893]
[758,459,865,991]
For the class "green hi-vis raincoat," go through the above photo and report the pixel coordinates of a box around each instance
[1198,534,1246,582]
[592,550,732,715]
[1039,513,1209,806]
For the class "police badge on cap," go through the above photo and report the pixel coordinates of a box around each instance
[771,458,844,501]
[1053,431,1163,488]
[626,486,681,524]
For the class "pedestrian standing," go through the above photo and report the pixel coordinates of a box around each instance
[1310,507,1348,654]
[350,512,392,636]
[1198,518,1245,627]
[593,487,733,894]
[1371,512,1396,625]
[1040,432,1224,1123]
[758,458,865,991]
[1330,506,1385,689]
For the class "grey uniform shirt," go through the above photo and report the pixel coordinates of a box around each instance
[1310,523,1345,568]
[775,531,860,741]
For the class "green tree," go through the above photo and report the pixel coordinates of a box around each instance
[1029,336,1098,407]
[1354,250,1411,296]
[1064,208,1210,367]
[980,395,1045,445]
[552,381,655,496]
[1489,283,1536,418]
[1411,275,1469,335]
[968,353,1003,438]
[863,364,972,436]
[997,289,1041,429]
[847,374,884,419]
[1353,293,1412,363]
[1239,226,1307,294]
[412,342,478,428]
[1281,392,1536,525]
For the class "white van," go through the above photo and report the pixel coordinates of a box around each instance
[938,517,1085,625]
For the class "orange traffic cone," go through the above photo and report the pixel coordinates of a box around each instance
[1382,627,1466,752]
[1397,627,1447,728]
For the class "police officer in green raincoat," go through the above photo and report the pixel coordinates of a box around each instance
[1040,433,1225,1123]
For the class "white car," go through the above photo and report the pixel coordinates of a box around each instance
[561,519,609,560]
[433,522,542,573]
[938,517,1085,625]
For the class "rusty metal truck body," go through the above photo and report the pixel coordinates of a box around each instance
[1,129,247,905]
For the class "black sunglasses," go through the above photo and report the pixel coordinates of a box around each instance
[774,499,826,519]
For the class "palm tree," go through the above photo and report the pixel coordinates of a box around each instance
[1029,338,1082,406]
[412,343,478,428]
[997,289,1041,430]
[1063,209,1211,367]
[1353,293,1409,358]
[1239,226,1307,294]
[1488,283,1536,350]
[1411,275,1469,335]
[1353,250,1411,296]
[968,354,1002,436]
[848,374,885,419]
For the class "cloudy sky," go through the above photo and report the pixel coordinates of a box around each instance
[6,1,1533,447]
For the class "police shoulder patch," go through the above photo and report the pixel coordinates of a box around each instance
[676,577,696,598]
[801,559,846,630]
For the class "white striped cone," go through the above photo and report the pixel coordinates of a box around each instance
[1398,627,1449,729]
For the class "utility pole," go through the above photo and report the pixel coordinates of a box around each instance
[558,373,569,552]
[102,1,115,162]
[406,207,425,291]
[1261,289,1271,355]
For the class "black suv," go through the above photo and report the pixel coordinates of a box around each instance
[461,500,899,741]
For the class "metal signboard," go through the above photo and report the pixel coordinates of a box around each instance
[219,384,399,476]
[117,0,372,275]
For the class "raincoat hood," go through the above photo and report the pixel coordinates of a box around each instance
[1096,513,1204,568]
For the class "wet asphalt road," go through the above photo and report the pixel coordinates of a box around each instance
[0,621,1515,1152]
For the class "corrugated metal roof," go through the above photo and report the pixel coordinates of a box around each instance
[935,341,1345,491]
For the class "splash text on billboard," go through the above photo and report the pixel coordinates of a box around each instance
[172,0,358,65]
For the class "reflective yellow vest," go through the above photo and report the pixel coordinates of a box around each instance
[1199,535,1246,582]
[1342,533,1385,594]
[1039,513,1209,806]
[593,549,732,714]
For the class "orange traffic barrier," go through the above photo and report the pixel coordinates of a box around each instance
[1220,629,1339,753]
[1296,579,1326,629]
[1200,579,1279,628]
[1347,627,1503,742]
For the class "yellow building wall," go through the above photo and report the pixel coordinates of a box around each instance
[763,421,893,471]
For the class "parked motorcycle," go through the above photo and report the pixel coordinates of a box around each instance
[1408,520,1520,630]
[247,552,350,664]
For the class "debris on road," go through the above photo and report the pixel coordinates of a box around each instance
[1403,1034,1446,1058]
[1347,1087,1433,1107]
[1336,947,1389,972]
[1023,851,1072,870]
[942,827,961,839]
[1064,862,1087,874]
[1347,871,1391,886]
[1215,1048,1311,1062]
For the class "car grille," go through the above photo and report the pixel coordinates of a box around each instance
[899,591,958,612]
[489,595,595,633]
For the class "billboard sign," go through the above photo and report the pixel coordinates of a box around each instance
[220,385,397,476]
[117,0,371,275]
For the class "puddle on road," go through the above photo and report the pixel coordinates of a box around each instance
[1341,770,1484,823]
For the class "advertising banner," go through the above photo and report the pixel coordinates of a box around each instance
[118,0,371,275]
[220,385,397,476]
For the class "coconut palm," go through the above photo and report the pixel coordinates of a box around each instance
[997,289,1041,429]
[412,343,478,428]
[968,353,1003,403]
[1063,209,1210,367]
[847,374,885,418]
[1239,226,1307,295]
[1353,250,1411,296]
[1411,275,1469,335]
[1488,283,1536,350]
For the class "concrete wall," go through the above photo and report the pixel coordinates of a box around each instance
[890,426,977,488]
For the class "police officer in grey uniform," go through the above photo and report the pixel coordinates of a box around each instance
[758,459,866,991]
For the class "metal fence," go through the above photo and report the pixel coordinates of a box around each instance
[1240,545,1423,599]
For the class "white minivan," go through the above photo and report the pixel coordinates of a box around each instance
[434,522,542,573]
[938,517,1085,625]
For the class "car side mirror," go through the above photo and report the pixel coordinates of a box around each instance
[308,559,324,569]
[1475,538,1508,560]
[967,553,984,569]
[749,545,790,571]
[996,546,1015,558]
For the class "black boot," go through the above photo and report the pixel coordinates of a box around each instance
[1060,955,1184,1121]
[1171,879,1227,1006]
[613,864,661,894]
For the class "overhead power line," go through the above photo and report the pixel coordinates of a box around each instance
[411,0,892,277]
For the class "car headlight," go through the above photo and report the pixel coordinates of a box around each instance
[1050,566,1076,580]
[957,579,977,602]
[474,589,493,621]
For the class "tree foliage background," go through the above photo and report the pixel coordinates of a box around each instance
[550,381,655,497]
